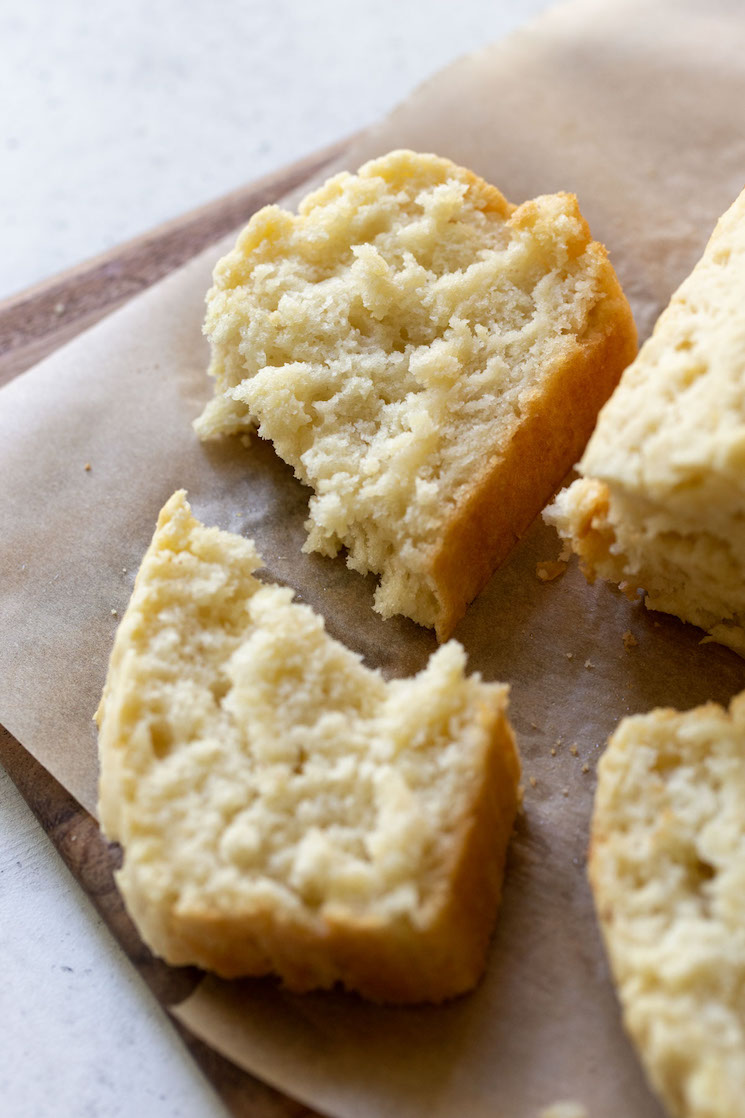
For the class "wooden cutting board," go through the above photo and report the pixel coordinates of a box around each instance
[0,138,352,1118]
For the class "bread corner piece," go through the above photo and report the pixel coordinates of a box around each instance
[546,187,745,657]
[96,490,521,1004]
[590,697,745,1118]
[194,149,636,640]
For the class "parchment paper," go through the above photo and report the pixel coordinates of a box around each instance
[3,0,745,1114]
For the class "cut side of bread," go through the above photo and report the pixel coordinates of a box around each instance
[195,149,636,639]
[546,188,745,657]
[590,698,745,1118]
[96,490,521,1003]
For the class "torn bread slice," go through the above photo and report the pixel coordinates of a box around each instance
[96,490,521,1003]
[194,149,636,639]
[546,187,745,656]
[590,698,745,1118]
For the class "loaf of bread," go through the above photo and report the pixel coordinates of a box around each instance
[195,149,636,639]
[96,490,521,1003]
[590,697,745,1118]
[546,188,745,656]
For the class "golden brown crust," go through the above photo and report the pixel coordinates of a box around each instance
[118,705,520,1004]
[429,263,638,639]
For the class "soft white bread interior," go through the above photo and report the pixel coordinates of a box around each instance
[546,187,745,656]
[96,490,521,1003]
[590,697,745,1118]
[195,149,636,639]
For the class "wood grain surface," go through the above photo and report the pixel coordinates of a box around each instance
[0,138,353,1118]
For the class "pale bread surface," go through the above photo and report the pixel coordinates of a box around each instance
[546,187,745,655]
[96,491,521,1003]
[195,150,636,639]
[590,698,745,1118]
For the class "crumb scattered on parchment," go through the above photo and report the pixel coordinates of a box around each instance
[565,651,573,660]
[570,743,578,756]
[539,1102,589,1118]
[111,608,118,617]
[122,567,127,574]
[240,434,251,448]
[529,776,538,788]
[550,747,557,756]
[623,630,638,650]
[84,462,91,472]
[536,559,568,582]
[562,787,569,797]
[530,721,538,730]
[582,762,590,773]
[54,301,66,316]
[584,659,594,669]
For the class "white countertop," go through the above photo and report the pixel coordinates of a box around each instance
[1,1,554,1114]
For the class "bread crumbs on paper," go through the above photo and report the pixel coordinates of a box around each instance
[623,630,638,650]
[582,762,590,773]
[570,744,578,756]
[84,462,92,472]
[536,559,568,582]
[529,776,538,788]
[584,659,594,669]
[565,651,574,660]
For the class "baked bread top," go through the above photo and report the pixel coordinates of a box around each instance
[96,490,521,1003]
[195,149,636,639]
[546,187,745,655]
[580,187,745,516]
[590,697,745,1118]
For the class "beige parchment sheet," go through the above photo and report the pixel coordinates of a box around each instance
[3,0,745,1114]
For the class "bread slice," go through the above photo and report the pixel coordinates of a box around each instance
[590,697,745,1118]
[194,149,636,640]
[546,188,745,656]
[96,490,521,1003]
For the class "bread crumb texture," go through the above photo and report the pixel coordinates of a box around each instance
[590,697,745,1117]
[546,187,745,656]
[96,491,521,1003]
[196,150,635,638]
